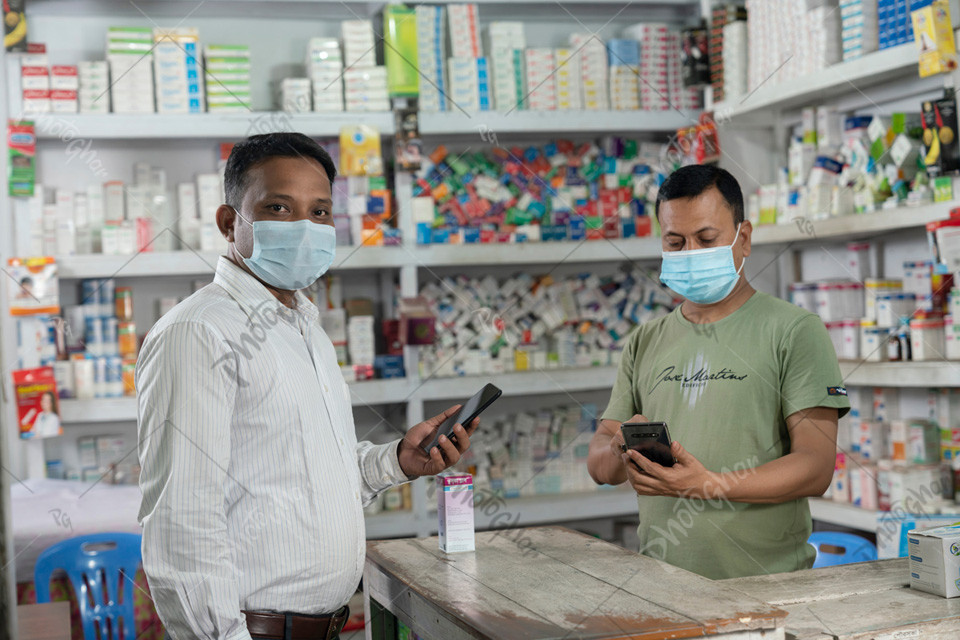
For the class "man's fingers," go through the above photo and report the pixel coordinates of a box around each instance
[431,405,461,425]
[628,450,664,478]
[452,423,471,451]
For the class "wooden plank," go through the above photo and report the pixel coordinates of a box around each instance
[721,559,908,606]
[404,532,710,639]
[776,588,960,640]
[367,527,786,639]
[365,537,568,640]
[504,527,787,636]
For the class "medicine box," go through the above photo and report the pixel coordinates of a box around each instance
[438,473,475,553]
[908,522,960,597]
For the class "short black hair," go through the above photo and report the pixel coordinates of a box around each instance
[655,164,744,224]
[224,132,338,207]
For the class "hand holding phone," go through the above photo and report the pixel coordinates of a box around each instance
[620,421,676,468]
[421,383,502,452]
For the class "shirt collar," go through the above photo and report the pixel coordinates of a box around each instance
[213,256,320,324]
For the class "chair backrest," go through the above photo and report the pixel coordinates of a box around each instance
[809,531,878,568]
[34,532,142,640]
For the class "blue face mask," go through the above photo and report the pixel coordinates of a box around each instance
[659,223,745,305]
[236,213,337,290]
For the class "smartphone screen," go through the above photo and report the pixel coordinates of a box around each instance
[422,383,502,452]
[621,422,675,467]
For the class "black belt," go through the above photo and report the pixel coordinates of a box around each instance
[241,605,349,640]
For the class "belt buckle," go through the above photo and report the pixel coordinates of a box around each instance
[326,605,348,640]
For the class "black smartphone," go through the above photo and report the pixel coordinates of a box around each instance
[620,422,675,467]
[421,383,502,452]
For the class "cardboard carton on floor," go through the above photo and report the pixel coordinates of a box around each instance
[908,522,960,597]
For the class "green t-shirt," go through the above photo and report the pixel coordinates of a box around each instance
[602,292,850,580]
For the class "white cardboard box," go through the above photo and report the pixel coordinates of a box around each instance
[438,473,475,553]
[908,523,960,597]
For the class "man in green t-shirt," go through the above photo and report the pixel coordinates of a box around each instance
[588,165,850,580]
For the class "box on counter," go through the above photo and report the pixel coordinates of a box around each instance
[908,522,960,597]
[438,473,475,553]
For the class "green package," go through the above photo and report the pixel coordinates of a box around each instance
[384,4,419,97]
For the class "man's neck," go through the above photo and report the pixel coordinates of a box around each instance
[680,278,755,325]
[225,250,298,309]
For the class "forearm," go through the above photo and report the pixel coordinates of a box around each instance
[714,451,833,504]
[587,432,627,486]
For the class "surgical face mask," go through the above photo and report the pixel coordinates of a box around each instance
[659,223,745,305]
[235,211,337,290]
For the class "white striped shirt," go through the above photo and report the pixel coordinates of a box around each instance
[136,256,408,640]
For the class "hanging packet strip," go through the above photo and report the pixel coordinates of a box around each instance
[13,367,61,440]
[8,120,36,197]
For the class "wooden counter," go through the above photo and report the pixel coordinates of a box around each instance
[722,558,960,639]
[364,526,787,640]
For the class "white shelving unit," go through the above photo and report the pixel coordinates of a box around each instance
[59,366,620,423]
[839,361,960,388]
[49,201,957,280]
[419,110,699,135]
[712,42,922,121]
[33,112,397,140]
[809,498,881,533]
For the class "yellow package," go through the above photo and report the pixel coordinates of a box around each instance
[912,0,958,78]
[339,125,383,176]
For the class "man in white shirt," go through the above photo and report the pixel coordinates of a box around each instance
[137,132,477,640]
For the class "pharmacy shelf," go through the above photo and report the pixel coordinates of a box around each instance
[750,202,953,246]
[365,510,419,539]
[32,112,396,140]
[839,361,960,388]
[809,498,879,533]
[418,109,699,136]
[60,378,414,423]
[418,366,619,401]
[58,368,617,424]
[712,42,920,120]
[55,246,408,279]
[59,398,139,424]
[472,488,638,530]
[410,238,663,267]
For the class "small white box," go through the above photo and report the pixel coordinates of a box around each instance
[104,181,126,221]
[908,523,960,597]
[437,473,475,553]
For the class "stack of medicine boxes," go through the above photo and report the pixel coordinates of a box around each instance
[107,27,155,113]
[204,45,252,112]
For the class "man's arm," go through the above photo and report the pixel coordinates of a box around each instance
[587,416,644,486]
[624,406,839,504]
[137,321,251,640]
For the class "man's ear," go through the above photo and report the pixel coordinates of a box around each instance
[216,204,238,242]
[740,219,753,258]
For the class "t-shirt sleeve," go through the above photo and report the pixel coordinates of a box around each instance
[780,314,851,420]
[601,328,641,422]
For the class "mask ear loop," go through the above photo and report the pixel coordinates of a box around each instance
[732,222,746,276]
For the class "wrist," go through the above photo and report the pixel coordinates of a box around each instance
[397,439,419,480]
[702,470,729,501]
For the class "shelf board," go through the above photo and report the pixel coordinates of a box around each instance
[418,109,699,136]
[60,378,414,423]
[713,42,920,120]
[839,361,960,388]
[751,202,953,246]
[410,238,662,267]
[809,498,879,532]
[473,488,637,529]
[55,246,408,279]
[33,112,396,140]
[364,510,419,539]
[418,366,618,401]
[52,203,950,279]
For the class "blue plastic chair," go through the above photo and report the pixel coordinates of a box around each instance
[34,532,143,640]
[808,531,877,568]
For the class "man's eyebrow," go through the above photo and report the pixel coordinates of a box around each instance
[664,226,720,236]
